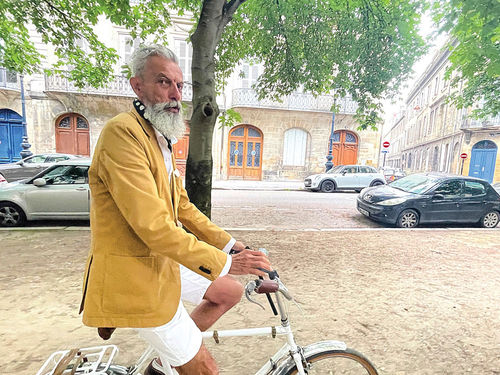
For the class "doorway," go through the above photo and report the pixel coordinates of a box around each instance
[227,125,263,180]
[0,109,24,163]
[469,140,497,182]
[331,130,358,165]
[55,113,90,156]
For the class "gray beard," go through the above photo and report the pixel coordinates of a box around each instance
[143,102,186,140]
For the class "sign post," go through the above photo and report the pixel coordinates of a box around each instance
[460,153,467,175]
[382,141,390,167]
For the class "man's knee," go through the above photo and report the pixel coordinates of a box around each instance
[205,275,244,307]
[176,344,218,375]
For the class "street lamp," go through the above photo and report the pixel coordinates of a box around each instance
[19,74,32,159]
[325,102,336,172]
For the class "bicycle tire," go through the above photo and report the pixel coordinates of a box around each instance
[281,347,378,375]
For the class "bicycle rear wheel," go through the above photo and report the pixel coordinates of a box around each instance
[282,348,378,375]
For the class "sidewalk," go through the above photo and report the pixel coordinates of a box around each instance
[212,179,304,191]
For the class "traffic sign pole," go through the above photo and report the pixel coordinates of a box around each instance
[460,153,467,175]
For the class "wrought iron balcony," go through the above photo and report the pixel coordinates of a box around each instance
[44,73,193,101]
[0,68,20,91]
[231,88,358,114]
[461,113,500,129]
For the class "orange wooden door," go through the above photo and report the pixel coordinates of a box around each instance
[55,114,90,156]
[227,125,263,180]
[331,130,358,165]
[172,126,190,177]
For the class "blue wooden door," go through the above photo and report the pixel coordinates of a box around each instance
[468,140,497,183]
[0,109,24,164]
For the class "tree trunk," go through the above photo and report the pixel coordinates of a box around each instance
[186,0,242,218]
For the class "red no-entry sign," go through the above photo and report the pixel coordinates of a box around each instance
[382,141,390,148]
[460,153,467,159]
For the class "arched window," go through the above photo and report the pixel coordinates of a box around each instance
[283,128,308,166]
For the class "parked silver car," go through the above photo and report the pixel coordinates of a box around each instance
[0,159,90,226]
[304,165,386,193]
[0,153,82,183]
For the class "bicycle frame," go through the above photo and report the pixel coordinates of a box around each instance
[37,276,352,375]
[126,283,320,375]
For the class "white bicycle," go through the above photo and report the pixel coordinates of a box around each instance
[37,261,379,375]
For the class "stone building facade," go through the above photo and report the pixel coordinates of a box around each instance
[1,19,382,181]
[211,91,380,180]
[383,44,500,183]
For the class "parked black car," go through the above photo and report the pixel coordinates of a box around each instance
[357,173,500,228]
[0,153,81,183]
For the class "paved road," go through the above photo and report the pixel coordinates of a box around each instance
[8,189,495,230]
[212,189,378,230]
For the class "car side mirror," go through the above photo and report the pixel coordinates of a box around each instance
[433,193,444,200]
[18,160,25,166]
[341,170,347,175]
[33,178,47,187]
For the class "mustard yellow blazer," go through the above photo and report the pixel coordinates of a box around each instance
[80,108,230,328]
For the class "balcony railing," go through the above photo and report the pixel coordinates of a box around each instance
[0,68,20,91]
[461,113,500,129]
[44,73,193,101]
[231,88,358,114]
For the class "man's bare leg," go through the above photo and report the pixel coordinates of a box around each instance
[190,275,243,332]
[174,343,218,375]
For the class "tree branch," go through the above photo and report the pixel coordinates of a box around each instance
[222,0,247,26]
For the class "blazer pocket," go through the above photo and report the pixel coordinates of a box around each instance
[102,255,159,314]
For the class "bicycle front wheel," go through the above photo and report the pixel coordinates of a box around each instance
[283,348,378,375]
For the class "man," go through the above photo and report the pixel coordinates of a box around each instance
[80,45,271,375]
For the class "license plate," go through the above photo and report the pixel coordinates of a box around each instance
[359,207,369,216]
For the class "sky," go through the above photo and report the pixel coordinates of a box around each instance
[381,11,448,136]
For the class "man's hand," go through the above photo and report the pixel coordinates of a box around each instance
[231,240,247,252]
[229,248,271,277]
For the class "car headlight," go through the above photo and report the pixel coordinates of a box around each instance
[377,197,408,206]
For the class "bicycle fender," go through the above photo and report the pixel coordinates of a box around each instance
[271,340,348,375]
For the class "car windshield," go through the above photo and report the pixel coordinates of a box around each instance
[327,165,344,174]
[389,174,440,194]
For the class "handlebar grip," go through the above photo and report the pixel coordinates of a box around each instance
[255,280,279,294]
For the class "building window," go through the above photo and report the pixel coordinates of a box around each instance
[434,76,439,95]
[175,39,192,83]
[119,34,140,71]
[283,128,308,166]
[240,63,259,89]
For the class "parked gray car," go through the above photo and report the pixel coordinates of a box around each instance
[0,159,90,226]
[304,165,386,193]
[0,153,81,183]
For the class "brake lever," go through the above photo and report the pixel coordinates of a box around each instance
[244,280,266,310]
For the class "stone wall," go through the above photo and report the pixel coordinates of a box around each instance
[1,91,132,155]
[212,107,381,180]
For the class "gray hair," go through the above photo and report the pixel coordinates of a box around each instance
[129,44,179,77]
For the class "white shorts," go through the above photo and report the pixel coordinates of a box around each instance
[136,265,212,367]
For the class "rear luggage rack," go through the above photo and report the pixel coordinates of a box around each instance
[36,345,118,375]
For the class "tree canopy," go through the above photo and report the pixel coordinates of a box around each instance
[1,0,427,128]
[1,0,430,215]
[433,0,500,119]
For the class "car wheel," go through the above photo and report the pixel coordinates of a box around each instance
[397,209,419,228]
[320,180,336,193]
[0,202,27,227]
[480,210,499,228]
[371,180,384,186]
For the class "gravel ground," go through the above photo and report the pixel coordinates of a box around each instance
[1,228,499,375]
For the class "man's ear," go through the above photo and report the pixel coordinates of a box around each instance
[130,76,142,97]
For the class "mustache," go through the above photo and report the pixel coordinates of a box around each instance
[162,101,181,111]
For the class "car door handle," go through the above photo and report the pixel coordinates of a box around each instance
[75,187,87,191]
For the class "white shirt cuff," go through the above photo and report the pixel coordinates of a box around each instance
[222,238,236,254]
[219,253,232,278]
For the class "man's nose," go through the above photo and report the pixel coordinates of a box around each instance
[169,84,182,102]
